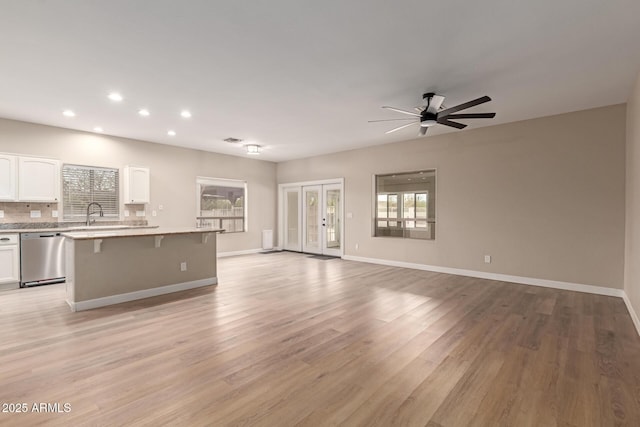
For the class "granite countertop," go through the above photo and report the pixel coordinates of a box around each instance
[0,224,157,234]
[61,227,225,240]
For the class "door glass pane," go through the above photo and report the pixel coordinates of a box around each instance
[377,194,388,218]
[403,194,415,218]
[286,191,299,246]
[416,193,427,219]
[306,191,319,246]
[326,189,340,250]
[388,194,398,218]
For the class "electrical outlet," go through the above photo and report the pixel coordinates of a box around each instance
[152,210,157,217]
[158,204,164,211]
[51,210,58,218]
[484,255,491,264]
[180,262,187,271]
[0,210,4,218]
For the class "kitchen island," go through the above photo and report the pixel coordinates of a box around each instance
[62,227,224,311]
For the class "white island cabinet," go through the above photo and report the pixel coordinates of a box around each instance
[18,156,60,202]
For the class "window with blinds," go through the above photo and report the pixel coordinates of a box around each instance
[62,164,119,221]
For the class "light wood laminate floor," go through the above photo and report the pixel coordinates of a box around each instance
[1,253,639,426]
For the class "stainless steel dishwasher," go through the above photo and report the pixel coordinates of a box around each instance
[20,232,66,287]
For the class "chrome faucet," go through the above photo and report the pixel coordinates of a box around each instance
[86,202,104,226]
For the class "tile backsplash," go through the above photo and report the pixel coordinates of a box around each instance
[0,202,58,223]
[0,202,147,224]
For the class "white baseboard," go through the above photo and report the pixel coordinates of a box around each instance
[218,248,263,258]
[67,277,217,312]
[342,255,624,298]
[0,282,20,292]
[622,292,640,337]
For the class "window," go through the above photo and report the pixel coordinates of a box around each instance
[374,170,436,240]
[62,164,119,221]
[196,177,247,233]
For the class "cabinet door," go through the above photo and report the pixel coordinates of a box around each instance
[0,154,17,201]
[18,157,60,202]
[0,245,19,284]
[124,166,150,204]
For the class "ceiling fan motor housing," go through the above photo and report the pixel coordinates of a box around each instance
[420,111,437,127]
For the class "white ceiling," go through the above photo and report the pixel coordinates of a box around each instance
[1,1,639,162]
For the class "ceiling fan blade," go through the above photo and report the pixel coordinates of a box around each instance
[426,95,445,114]
[419,126,428,136]
[437,118,467,129]
[444,112,496,119]
[438,96,491,117]
[368,118,418,123]
[386,122,419,134]
[382,106,421,117]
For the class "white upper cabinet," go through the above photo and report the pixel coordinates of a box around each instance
[18,157,60,202]
[0,154,17,201]
[123,166,150,204]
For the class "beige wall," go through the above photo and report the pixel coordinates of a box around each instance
[625,72,640,315]
[278,105,627,289]
[0,118,277,253]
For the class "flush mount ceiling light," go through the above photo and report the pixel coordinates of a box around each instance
[167,130,176,136]
[93,126,104,133]
[62,110,75,117]
[245,144,261,155]
[138,109,150,117]
[108,92,123,102]
[180,110,192,118]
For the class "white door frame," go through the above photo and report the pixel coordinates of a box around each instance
[277,178,344,257]
[283,187,302,252]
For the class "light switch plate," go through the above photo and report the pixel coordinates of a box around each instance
[124,210,130,217]
[30,210,41,218]
[51,210,59,218]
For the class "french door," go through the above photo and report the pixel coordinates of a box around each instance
[281,180,343,257]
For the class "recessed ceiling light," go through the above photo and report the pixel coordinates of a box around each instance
[167,130,176,136]
[62,110,75,117]
[180,110,192,118]
[138,109,150,117]
[108,92,123,102]
[93,126,104,133]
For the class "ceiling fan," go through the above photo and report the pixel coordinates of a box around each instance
[370,92,496,136]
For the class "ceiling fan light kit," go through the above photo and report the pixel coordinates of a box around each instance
[371,92,496,136]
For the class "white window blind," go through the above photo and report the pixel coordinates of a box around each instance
[62,164,119,220]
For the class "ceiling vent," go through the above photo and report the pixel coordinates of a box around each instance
[223,137,243,144]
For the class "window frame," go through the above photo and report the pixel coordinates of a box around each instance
[372,170,436,240]
[61,163,120,222]
[196,176,248,233]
